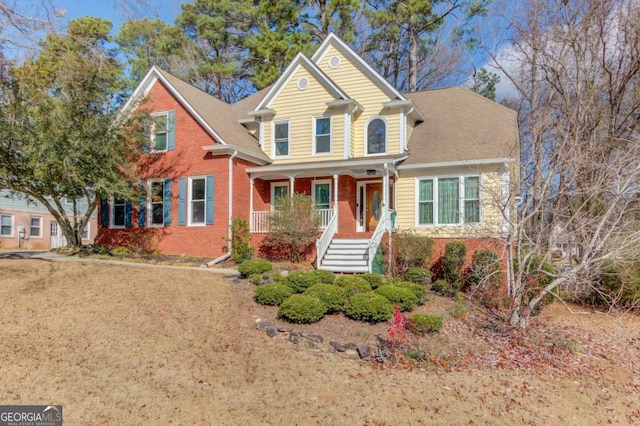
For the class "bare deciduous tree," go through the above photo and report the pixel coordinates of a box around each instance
[485,0,640,327]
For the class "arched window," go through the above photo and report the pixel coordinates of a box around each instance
[367,118,386,154]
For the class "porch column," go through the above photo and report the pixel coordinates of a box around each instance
[289,176,295,197]
[333,174,339,225]
[383,164,390,230]
[249,177,254,232]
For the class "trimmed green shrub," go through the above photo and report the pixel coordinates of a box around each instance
[464,249,501,290]
[397,281,428,305]
[374,284,419,311]
[334,275,372,295]
[282,270,320,293]
[304,284,348,313]
[227,217,254,263]
[238,259,273,278]
[431,279,458,297]
[254,283,293,306]
[309,269,336,284]
[410,314,444,334]
[277,295,327,323]
[403,267,432,284]
[249,273,263,286]
[359,273,385,289]
[442,241,467,285]
[344,292,393,323]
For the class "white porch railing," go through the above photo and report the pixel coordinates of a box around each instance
[316,210,337,264]
[367,209,387,273]
[250,208,335,233]
[251,211,271,233]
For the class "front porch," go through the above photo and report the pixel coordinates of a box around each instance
[246,156,402,273]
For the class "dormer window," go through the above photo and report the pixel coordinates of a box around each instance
[367,117,386,155]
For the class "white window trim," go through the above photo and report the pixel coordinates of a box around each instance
[188,176,207,227]
[312,115,332,156]
[365,116,388,156]
[147,179,166,228]
[81,223,90,240]
[29,216,43,238]
[1,214,14,237]
[150,111,169,153]
[311,180,332,208]
[272,119,291,158]
[270,182,290,210]
[110,197,126,229]
[414,174,483,227]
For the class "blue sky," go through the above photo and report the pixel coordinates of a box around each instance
[58,0,181,30]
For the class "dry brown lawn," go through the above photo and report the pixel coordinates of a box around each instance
[0,258,639,425]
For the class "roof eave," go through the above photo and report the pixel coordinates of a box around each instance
[202,144,271,165]
[398,158,516,171]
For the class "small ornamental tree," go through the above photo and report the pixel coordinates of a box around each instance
[265,193,320,263]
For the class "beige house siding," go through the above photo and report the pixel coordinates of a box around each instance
[316,47,402,158]
[264,65,345,164]
[395,164,507,238]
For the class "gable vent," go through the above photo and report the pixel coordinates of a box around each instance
[297,77,309,90]
[328,56,340,69]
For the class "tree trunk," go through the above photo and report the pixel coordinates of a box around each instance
[408,23,417,92]
[509,306,529,329]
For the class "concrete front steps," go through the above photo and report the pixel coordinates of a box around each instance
[318,238,370,273]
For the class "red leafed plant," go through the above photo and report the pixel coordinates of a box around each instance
[386,305,409,345]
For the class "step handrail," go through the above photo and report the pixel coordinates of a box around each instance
[316,210,337,265]
[367,209,387,273]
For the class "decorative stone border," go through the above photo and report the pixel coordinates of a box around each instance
[254,318,376,361]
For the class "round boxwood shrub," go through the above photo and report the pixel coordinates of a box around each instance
[374,284,419,311]
[282,270,320,293]
[397,281,428,305]
[277,295,327,323]
[410,314,444,334]
[334,275,372,295]
[344,291,393,323]
[431,279,457,297]
[238,259,273,278]
[304,284,348,313]
[309,269,336,284]
[254,283,293,306]
[403,267,432,284]
[358,273,385,289]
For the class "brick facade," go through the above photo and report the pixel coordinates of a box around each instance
[96,80,262,259]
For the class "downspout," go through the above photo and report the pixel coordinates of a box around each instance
[384,163,392,275]
[208,150,238,266]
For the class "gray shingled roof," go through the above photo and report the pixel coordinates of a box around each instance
[403,87,519,165]
[156,69,271,162]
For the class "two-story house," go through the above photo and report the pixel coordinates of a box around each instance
[97,34,518,272]
[0,190,97,249]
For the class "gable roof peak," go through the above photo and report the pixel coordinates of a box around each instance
[253,51,349,112]
[311,33,407,102]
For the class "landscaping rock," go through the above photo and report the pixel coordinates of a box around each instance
[307,334,323,343]
[356,344,371,359]
[266,326,278,337]
[289,335,299,344]
[330,340,346,352]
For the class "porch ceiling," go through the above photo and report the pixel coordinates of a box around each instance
[246,154,407,179]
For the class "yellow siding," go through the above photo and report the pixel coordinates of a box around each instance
[317,47,402,157]
[395,165,506,238]
[264,65,345,164]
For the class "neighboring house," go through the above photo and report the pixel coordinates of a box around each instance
[98,33,519,271]
[0,191,97,249]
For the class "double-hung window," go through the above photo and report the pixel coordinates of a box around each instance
[111,198,126,228]
[271,183,289,210]
[151,113,168,152]
[189,177,206,225]
[81,224,89,240]
[274,121,289,157]
[314,116,331,154]
[417,175,481,226]
[149,180,165,226]
[0,215,13,236]
[29,216,42,237]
